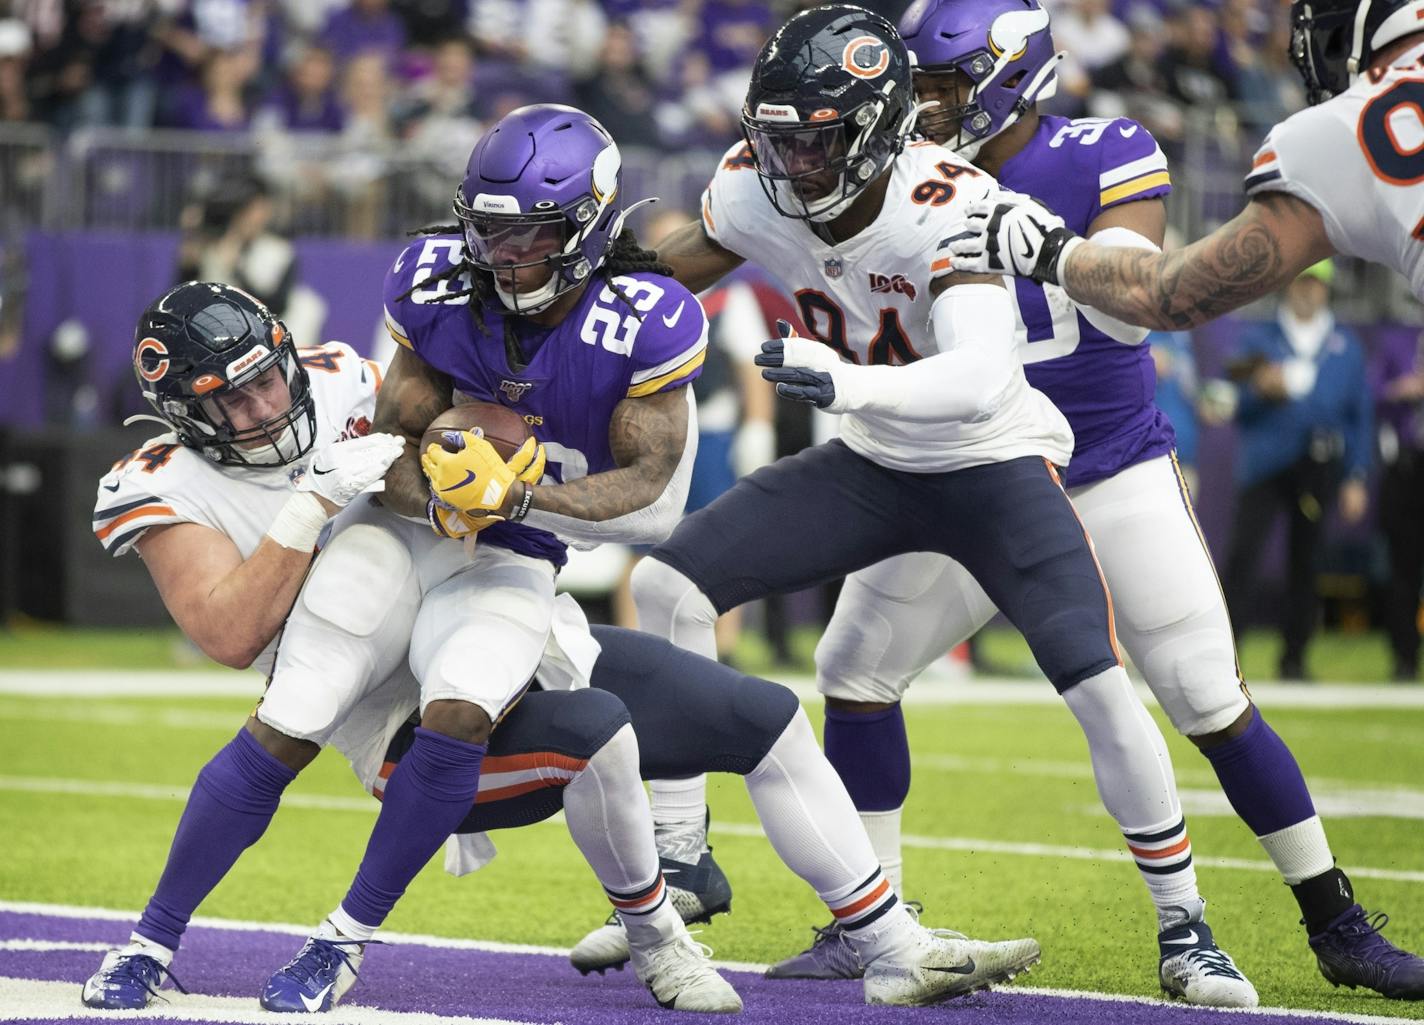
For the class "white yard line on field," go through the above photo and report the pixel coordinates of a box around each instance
[4,670,1424,709]
[0,978,531,1025]
[2,775,1421,884]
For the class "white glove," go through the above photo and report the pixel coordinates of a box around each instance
[297,432,405,508]
[947,192,1083,286]
[731,419,775,478]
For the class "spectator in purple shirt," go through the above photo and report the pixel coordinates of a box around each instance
[321,0,407,64]
[168,47,257,130]
[1371,329,1424,683]
[257,45,344,133]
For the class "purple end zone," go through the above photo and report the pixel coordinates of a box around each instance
[0,909,1361,1025]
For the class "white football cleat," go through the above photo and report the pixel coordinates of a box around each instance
[628,934,743,1013]
[1159,919,1258,1008]
[862,926,1041,1006]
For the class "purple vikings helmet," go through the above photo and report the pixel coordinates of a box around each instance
[453,104,625,314]
[899,0,1063,159]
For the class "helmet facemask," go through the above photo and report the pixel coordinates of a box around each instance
[142,329,316,468]
[743,93,907,223]
[455,189,611,314]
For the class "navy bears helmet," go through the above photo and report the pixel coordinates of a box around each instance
[132,281,317,468]
[741,4,916,223]
[1292,0,1424,104]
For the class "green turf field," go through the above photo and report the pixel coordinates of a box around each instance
[0,619,1410,683]
[2,671,1421,1018]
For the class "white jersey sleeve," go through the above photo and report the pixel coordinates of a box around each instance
[1246,45,1424,298]
[94,341,382,559]
[699,140,1071,473]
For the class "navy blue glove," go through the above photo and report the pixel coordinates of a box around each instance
[755,320,837,409]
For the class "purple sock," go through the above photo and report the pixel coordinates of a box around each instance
[136,729,295,950]
[823,704,910,812]
[1201,708,1316,835]
[341,727,485,928]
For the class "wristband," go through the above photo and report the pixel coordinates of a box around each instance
[265,491,330,551]
[509,482,535,523]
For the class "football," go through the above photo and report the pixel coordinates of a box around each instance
[421,401,533,461]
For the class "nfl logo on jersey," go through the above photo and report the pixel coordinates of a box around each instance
[500,380,533,402]
[824,258,843,279]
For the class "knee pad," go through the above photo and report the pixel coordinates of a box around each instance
[545,688,633,762]
[1142,628,1249,736]
[256,668,355,744]
[630,557,717,649]
[301,524,415,637]
[815,603,908,705]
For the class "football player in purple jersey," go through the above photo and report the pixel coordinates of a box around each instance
[943,0,1424,1001]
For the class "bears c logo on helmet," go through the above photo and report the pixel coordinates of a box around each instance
[135,337,169,382]
[842,35,890,79]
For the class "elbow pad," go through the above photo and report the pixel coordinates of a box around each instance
[1078,225,1160,344]
[521,390,699,546]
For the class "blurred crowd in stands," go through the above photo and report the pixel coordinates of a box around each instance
[5,0,1424,683]
[0,0,1297,155]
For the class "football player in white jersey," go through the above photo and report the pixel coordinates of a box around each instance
[950,0,1424,998]
[572,2,1252,1004]
[746,0,1424,1005]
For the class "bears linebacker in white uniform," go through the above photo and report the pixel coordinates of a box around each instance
[954,0,1424,1001]
[573,3,1252,1003]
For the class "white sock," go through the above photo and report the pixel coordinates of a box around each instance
[842,900,920,964]
[125,932,175,967]
[1258,816,1335,884]
[650,776,708,832]
[562,723,661,894]
[745,708,889,898]
[324,907,377,943]
[859,808,904,897]
[1062,667,1202,926]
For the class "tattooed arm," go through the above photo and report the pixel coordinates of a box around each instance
[658,220,744,294]
[1062,192,1335,330]
[371,345,453,517]
[517,385,694,545]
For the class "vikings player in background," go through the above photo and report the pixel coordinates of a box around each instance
[947,0,1424,1000]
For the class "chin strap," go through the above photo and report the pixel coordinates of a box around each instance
[121,413,174,431]
[609,196,659,239]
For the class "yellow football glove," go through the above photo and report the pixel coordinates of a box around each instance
[426,498,499,539]
[421,430,546,518]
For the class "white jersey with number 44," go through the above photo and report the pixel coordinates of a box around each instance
[701,139,1073,473]
[92,342,382,672]
[1247,39,1424,296]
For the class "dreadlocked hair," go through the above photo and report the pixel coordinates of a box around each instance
[393,222,678,357]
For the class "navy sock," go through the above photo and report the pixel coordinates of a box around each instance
[822,704,910,812]
[137,729,296,950]
[340,727,485,928]
[1200,709,1316,835]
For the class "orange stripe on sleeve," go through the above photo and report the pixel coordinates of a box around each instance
[364,359,384,392]
[95,504,176,541]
